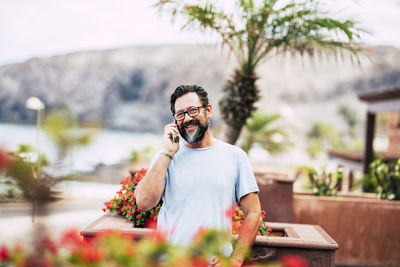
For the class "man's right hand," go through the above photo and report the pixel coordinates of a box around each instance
[163,123,180,156]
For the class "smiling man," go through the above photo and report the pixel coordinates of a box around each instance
[135,85,261,266]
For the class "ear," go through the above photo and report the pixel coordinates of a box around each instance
[205,104,212,119]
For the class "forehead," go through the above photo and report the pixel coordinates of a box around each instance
[175,92,202,112]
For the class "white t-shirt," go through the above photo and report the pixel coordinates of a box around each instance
[150,139,259,254]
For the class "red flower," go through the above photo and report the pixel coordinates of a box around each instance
[138,168,147,177]
[79,246,105,263]
[137,208,142,212]
[0,245,9,261]
[120,207,124,212]
[36,236,58,254]
[127,210,131,216]
[136,214,141,219]
[120,176,131,185]
[102,208,106,212]
[145,218,157,229]
[280,254,308,267]
[0,149,13,172]
[60,229,82,248]
[125,244,136,256]
[225,205,236,218]
[191,257,208,267]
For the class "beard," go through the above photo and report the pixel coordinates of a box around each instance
[178,117,210,145]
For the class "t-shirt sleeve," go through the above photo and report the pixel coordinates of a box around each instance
[235,150,259,203]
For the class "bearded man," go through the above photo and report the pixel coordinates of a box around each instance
[135,85,261,267]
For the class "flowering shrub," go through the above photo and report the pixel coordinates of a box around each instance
[104,169,271,236]
[103,168,162,227]
[231,206,271,236]
[0,228,307,267]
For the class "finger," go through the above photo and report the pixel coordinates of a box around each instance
[164,128,179,137]
[165,124,178,130]
[165,127,179,136]
[165,124,175,130]
[168,124,178,131]
[210,257,220,266]
[172,128,180,135]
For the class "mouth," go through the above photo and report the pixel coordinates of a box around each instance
[185,124,198,131]
[183,120,199,129]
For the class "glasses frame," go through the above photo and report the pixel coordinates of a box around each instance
[174,105,207,121]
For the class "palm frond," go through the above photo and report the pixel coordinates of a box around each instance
[241,110,289,154]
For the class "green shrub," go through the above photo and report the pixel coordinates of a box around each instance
[365,159,400,200]
[298,166,343,196]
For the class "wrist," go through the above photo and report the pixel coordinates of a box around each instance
[161,151,174,160]
[230,257,242,267]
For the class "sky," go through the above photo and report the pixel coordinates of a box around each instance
[1,0,400,65]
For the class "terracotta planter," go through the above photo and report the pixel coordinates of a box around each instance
[293,193,400,267]
[255,171,294,223]
[81,213,338,266]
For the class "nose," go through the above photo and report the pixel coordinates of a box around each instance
[182,113,193,124]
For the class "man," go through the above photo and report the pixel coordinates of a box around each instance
[135,85,261,266]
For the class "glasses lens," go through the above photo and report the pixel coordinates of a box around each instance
[188,107,199,117]
[175,112,184,120]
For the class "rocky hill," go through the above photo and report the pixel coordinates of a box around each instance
[0,44,399,135]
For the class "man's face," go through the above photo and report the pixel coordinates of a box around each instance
[174,92,210,144]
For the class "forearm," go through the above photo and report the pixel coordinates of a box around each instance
[231,211,262,265]
[135,154,171,210]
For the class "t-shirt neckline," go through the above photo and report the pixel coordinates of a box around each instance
[181,138,220,151]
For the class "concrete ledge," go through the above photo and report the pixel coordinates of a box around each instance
[81,213,338,266]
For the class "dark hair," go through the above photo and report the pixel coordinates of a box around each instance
[170,85,209,114]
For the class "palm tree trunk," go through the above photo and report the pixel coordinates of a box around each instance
[224,123,243,145]
[219,69,259,145]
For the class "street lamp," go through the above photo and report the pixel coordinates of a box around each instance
[25,97,45,179]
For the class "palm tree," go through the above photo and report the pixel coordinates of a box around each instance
[241,110,289,154]
[155,0,365,144]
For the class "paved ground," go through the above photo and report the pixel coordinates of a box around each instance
[0,181,121,247]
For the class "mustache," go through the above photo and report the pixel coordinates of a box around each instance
[182,119,200,128]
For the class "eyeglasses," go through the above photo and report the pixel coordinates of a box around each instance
[174,105,206,121]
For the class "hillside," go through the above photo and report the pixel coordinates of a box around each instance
[0,44,399,137]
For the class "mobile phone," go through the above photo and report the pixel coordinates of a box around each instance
[170,120,179,143]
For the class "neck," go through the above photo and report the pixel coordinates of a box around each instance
[184,129,214,149]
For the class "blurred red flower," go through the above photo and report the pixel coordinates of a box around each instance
[36,236,58,254]
[0,149,13,172]
[225,204,236,218]
[280,254,308,267]
[0,245,9,261]
[60,229,82,249]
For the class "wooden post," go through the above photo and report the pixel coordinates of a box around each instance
[348,171,354,191]
[363,112,376,174]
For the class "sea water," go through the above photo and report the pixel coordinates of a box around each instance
[0,122,161,172]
